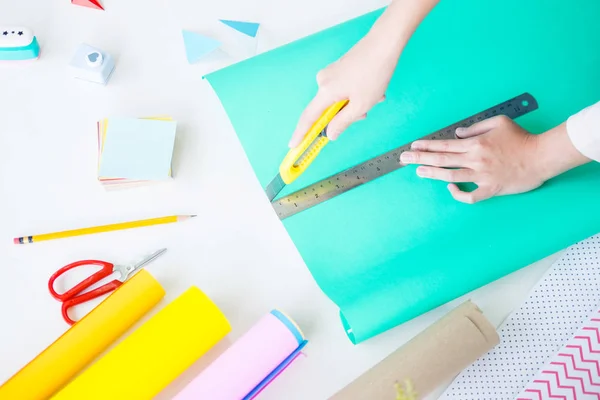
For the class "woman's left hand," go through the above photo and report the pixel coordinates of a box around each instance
[399,115,547,204]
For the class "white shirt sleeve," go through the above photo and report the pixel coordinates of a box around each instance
[566,101,600,162]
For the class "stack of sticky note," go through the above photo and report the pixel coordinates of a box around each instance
[97,117,177,189]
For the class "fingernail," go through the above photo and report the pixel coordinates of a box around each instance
[400,152,413,163]
[416,166,428,177]
[455,127,466,137]
[411,141,423,150]
[327,131,339,141]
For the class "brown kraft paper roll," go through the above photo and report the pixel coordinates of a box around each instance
[330,301,499,400]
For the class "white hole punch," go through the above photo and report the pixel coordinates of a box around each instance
[69,43,115,85]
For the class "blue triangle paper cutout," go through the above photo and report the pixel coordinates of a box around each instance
[219,19,260,38]
[182,30,221,63]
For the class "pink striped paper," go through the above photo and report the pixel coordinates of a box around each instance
[173,310,304,400]
[517,311,600,400]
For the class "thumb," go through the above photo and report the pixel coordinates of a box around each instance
[456,116,503,139]
[448,184,491,204]
[326,104,361,141]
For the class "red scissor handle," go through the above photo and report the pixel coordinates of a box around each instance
[48,260,115,301]
[48,260,123,325]
[60,280,121,325]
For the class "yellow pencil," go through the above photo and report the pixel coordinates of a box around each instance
[13,215,196,245]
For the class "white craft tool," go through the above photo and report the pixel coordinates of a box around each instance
[0,27,40,62]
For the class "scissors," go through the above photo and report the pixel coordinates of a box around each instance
[48,248,167,325]
[265,100,349,201]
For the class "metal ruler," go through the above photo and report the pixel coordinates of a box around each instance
[272,93,538,220]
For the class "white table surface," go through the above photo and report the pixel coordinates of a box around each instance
[0,0,560,399]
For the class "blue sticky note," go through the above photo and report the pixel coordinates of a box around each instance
[219,20,260,38]
[99,118,177,180]
[182,30,221,63]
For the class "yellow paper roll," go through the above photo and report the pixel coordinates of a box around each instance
[52,286,232,400]
[0,270,165,400]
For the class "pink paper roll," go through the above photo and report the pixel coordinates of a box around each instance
[174,309,306,400]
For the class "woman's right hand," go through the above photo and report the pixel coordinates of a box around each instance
[288,29,399,148]
[288,0,441,148]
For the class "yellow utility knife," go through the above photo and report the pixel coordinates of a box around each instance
[266,100,349,202]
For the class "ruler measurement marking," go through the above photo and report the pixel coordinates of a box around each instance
[273,93,538,220]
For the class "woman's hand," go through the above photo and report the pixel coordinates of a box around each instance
[289,0,440,148]
[399,116,590,203]
[288,31,397,147]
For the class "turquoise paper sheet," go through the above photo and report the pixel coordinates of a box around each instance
[206,0,600,343]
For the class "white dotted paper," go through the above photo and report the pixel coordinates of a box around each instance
[439,234,600,400]
[516,308,600,399]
